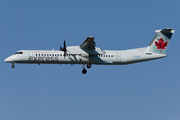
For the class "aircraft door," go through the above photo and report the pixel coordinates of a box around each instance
[28,51,33,60]
[116,52,121,62]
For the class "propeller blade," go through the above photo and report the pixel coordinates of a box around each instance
[60,40,67,58]
[60,46,62,51]
[64,40,66,48]
[64,51,66,58]
[64,40,66,52]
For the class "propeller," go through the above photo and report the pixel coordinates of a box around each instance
[60,40,67,57]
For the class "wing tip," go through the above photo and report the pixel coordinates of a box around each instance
[88,36,94,39]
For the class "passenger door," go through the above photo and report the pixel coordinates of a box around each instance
[116,52,121,62]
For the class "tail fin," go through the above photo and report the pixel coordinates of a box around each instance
[145,28,175,54]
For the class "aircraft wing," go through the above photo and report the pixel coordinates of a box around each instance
[78,36,105,56]
[80,37,95,50]
[67,36,105,56]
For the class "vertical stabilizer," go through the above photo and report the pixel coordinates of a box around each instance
[145,28,175,54]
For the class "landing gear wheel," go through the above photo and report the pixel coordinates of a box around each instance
[87,63,91,68]
[82,69,87,74]
[12,64,15,68]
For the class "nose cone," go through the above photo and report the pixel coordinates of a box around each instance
[4,57,9,62]
[4,56,13,62]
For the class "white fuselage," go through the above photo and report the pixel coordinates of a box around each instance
[4,47,167,65]
[4,28,174,74]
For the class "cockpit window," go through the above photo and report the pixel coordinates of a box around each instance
[14,52,23,54]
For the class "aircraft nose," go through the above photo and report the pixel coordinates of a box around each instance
[4,56,13,62]
[4,57,9,62]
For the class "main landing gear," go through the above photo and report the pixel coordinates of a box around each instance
[80,56,92,74]
[81,63,91,74]
[86,63,91,68]
[82,68,87,74]
[12,63,15,68]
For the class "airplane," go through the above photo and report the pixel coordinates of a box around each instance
[4,28,175,74]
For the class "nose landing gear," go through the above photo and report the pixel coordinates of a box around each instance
[12,63,15,68]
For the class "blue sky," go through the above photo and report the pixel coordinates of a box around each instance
[1,0,180,120]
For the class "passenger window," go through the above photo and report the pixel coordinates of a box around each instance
[52,54,54,56]
[44,54,46,56]
[50,54,51,56]
[39,54,40,56]
[42,54,43,56]
[36,54,37,56]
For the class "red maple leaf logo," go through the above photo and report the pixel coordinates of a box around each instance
[155,38,168,49]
